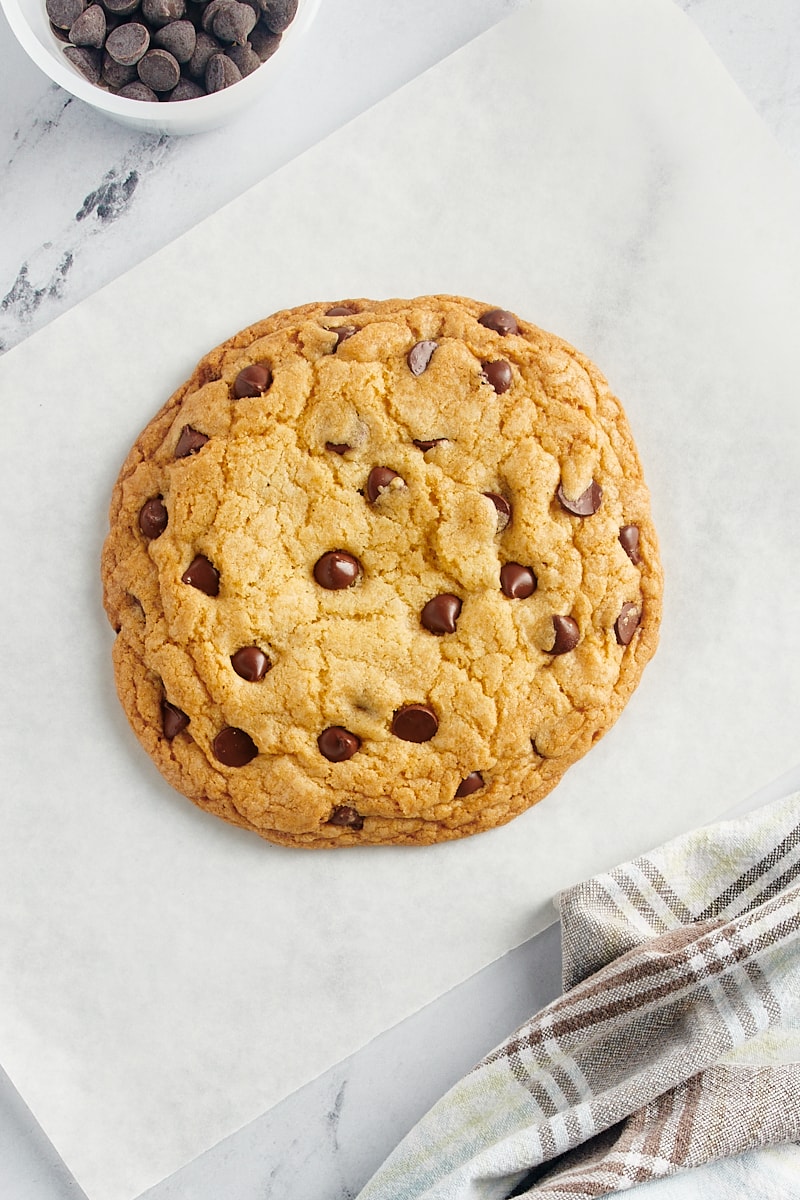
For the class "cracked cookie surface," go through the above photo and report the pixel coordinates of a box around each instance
[101,295,662,848]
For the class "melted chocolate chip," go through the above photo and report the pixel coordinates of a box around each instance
[478,308,519,336]
[421,593,462,635]
[317,726,361,762]
[138,496,168,539]
[325,303,358,316]
[366,466,404,502]
[557,479,603,516]
[328,804,364,829]
[392,704,438,743]
[233,361,272,399]
[500,563,536,599]
[619,525,641,565]
[174,425,208,458]
[481,359,512,393]
[313,550,361,590]
[231,646,271,681]
[213,726,258,766]
[161,699,189,739]
[333,326,357,349]
[615,603,641,646]
[550,614,580,654]
[483,492,511,531]
[181,554,219,596]
[325,442,351,455]
[407,340,438,376]
[455,771,484,798]
[413,438,446,452]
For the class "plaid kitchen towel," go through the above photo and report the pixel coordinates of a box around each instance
[356,792,800,1199]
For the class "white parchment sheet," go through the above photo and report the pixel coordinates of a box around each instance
[2,2,800,1197]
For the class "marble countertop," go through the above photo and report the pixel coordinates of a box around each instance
[1,1,799,1197]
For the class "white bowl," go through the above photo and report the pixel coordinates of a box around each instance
[0,0,321,134]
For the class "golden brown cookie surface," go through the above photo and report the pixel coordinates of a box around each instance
[102,296,662,847]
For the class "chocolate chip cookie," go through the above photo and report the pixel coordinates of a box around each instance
[102,296,662,847]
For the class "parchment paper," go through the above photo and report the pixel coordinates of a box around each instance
[2,2,800,1197]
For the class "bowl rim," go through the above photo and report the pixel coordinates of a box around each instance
[0,0,321,124]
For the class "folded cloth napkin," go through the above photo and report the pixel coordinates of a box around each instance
[356,792,800,1199]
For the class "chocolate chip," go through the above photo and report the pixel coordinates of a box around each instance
[317,726,361,762]
[118,80,158,99]
[231,646,271,681]
[46,0,85,30]
[187,29,218,77]
[174,424,208,458]
[102,50,137,86]
[69,4,106,47]
[455,771,484,798]
[366,466,404,502]
[152,18,196,60]
[138,496,168,539]
[233,361,272,398]
[141,0,184,25]
[619,524,641,565]
[213,726,258,766]
[392,704,438,743]
[200,0,227,30]
[51,0,265,100]
[248,22,280,60]
[557,479,603,516]
[412,438,446,452]
[481,360,512,393]
[161,698,189,739]
[325,303,358,316]
[478,308,519,336]
[205,50,242,90]
[313,550,360,590]
[333,325,357,350]
[407,340,437,376]
[550,614,580,654]
[167,77,205,100]
[212,0,255,42]
[225,42,260,74]
[325,442,351,455]
[138,46,180,89]
[105,21,149,63]
[615,603,641,646]
[420,593,462,635]
[500,563,536,599]
[63,44,102,80]
[258,0,296,33]
[328,804,364,829]
[483,492,511,531]
[181,554,219,595]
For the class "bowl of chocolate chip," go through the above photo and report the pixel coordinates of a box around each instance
[0,0,320,133]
